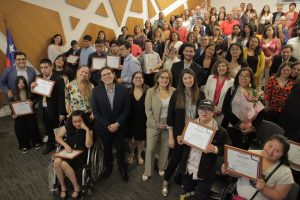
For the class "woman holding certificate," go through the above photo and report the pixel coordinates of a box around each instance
[142,69,175,181]
[53,54,75,83]
[222,67,265,150]
[177,99,230,200]
[162,68,205,196]
[54,110,93,200]
[9,76,41,153]
[222,135,294,200]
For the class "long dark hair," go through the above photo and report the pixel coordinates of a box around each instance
[53,54,67,71]
[240,23,254,39]
[66,110,90,135]
[175,68,199,109]
[233,67,256,88]
[225,43,244,65]
[201,44,217,59]
[246,36,262,56]
[264,134,290,166]
[50,34,63,46]
[130,71,149,94]
[13,76,30,101]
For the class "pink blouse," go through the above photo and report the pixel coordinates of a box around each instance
[260,37,281,58]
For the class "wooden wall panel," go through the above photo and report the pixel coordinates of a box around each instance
[156,0,176,10]
[125,17,144,34]
[66,0,91,10]
[70,16,80,30]
[109,0,129,26]
[165,5,185,20]
[95,3,108,17]
[147,0,156,19]
[131,0,143,13]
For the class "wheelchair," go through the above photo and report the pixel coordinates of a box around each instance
[50,137,104,200]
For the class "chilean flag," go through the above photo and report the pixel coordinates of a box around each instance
[5,29,17,67]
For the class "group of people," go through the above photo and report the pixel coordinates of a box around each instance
[1,1,300,200]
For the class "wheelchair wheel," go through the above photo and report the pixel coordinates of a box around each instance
[90,138,104,182]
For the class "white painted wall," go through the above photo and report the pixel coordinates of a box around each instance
[211,0,300,14]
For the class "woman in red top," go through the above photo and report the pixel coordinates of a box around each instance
[265,62,295,124]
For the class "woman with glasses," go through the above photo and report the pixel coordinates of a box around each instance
[142,69,175,181]
[225,43,247,79]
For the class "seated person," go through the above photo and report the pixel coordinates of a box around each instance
[53,110,93,199]
[222,134,294,200]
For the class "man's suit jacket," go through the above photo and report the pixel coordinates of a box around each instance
[92,83,130,135]
[0,66,36,97]
[171,60,205,88]
[272,12,284,24]
[35,73,66,125]
[269,55,298,76]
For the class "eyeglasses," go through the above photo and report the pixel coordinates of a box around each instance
[16,58,26,61]
[230,48,241,51]
[239,75,251,79]
[198,108,213,113]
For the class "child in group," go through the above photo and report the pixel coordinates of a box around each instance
[9,76,41,153]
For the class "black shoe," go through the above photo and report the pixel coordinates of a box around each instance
[102,168,112,179]
[21,148,29,154]
[120,171,129,182]
[42,144,55,155]
[34,143,41,150]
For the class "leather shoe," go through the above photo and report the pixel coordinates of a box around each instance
[120,171,129,182]
[102,168,112,179]
[42,144,55,155]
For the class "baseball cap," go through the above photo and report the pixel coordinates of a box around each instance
[198,99,215,111]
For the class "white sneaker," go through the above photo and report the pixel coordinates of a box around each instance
[43,135,48,143]
[159,171,165,176]
[142,175,149,181]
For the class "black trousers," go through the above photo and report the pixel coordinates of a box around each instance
[99,130,127,172]
[164,142,184,181]
[143,73,156,87]
[265,111,282,125]
[14,113,41,149]
[42,108,59,145]
[182,173,212,200]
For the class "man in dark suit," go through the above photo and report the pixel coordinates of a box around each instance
[269,45,298,76]
[0,52,36,99]
[92,66,130,182]
[31,59,66,154]
[171,43,205,88]
[272,4,284,25]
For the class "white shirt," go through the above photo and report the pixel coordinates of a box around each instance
[287,37,300,60]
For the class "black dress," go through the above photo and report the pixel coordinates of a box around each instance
[127,92,147,141]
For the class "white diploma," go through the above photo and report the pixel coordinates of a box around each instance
[67,55,79,64]
[288,140,300,168]
[11,100,33,116]
[225,145,263,180]
[106,56,120,69]
[144,54,159,74]
[32,77,55,97]
[54,149,83,159]
[182,121,215,152]
[92,58,106,70]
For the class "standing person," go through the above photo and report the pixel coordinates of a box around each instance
[195,35,209,57]
[53,54,75,83]
[238,23,255,48]
[225,42,247,79]
[161,20,172,41]
[31,58,66,154]
[127,72,149,165]
[9,76,41,153]
[126,35,143,58]
[144,20,153,39]
[139,40,162,87]
[204,59,234,126]
[162,68,205,196]
[227,24,241,46]
[173,17,189,43]
[273,4,284,25]
[291,61,300,79]
[133,25,147,50]
[287,26,300,60]
[265,62,295,124]
[257,5,273,35]
[162,32,183,61]
[117,26,129,44]
[153,12,165,29]
[0,52,36,100]
[64,40,81,76]
[96,30,106,42]
[87,39,106,86]
[117,40,141,89]
[275,16,289,45]
[172,43,205,88]
[163,48,180,72]
[79,35,96,66]
[285,3,299,38]
[243,3,258,32]
[92,67,130,181]
[178,99,230,200]
[107,40,122,78]
[220,12,239,36]
[152,27,165,59]
[48,34,64,63]
[210,26,227,58]
[222,68,265,149]
[142,69,175,181]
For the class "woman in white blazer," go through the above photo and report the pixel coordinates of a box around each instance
[204,59,234,125]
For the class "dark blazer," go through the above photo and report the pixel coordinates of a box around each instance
[87,52,106,86]
[272,12,284,24]
[171,60,206,88]
[167,90,205,139]
[269,55,298,76]
[35,73,66,123]
[179,127,231,181]
[193,55,217,83]
[92,84,130,134]
[0,66,36,98]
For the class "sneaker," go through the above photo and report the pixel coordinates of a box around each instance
[34,143,41,150]
[43,135,48,143]
[21,148,28,154]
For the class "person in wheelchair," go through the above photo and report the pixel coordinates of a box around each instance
[54,110,93,199]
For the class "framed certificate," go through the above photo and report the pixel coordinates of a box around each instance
[10,100,34,116]
[32,77,55,97]
[288,140,300,168]
[53,149,83,160]
[182,120,216,152]
[106,56,120,69]
[144,54,159,74]
[92,58,106,70]
[67,55,79,64]
[224,145,263,180]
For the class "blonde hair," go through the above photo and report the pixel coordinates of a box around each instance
[76,66,93,102]
[154,69,173,93]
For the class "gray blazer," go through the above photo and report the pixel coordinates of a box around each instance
[0,66,36,97]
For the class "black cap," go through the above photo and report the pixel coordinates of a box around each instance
[198,99,215,111]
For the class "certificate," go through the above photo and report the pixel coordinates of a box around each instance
[32,77,55,97]
[106,56,120,69]
[224,145,263,180]
[54,149,83,160]
[288,140,300,168]
[67,55,79,64]
[92,58,106,70]
[144,54,159,74]
[182,121,216,152]
[10,100,34,116]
